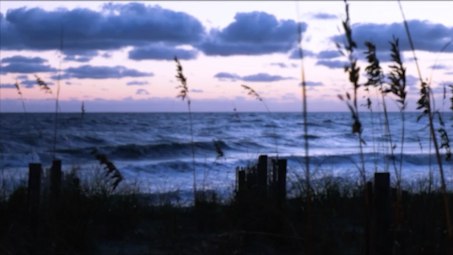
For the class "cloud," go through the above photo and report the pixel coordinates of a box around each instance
[66,81,72,85]
[62,49,97,62]
[20,79,37,88]
[315,60,349,69]
[317,50,341,59]
[446,72,453,75]
[311,13,337,20]
[298,81,324,86]
[198,11,307,56]
[331,20,453,53]
[1,3,205,53]
[102,52,112,58]
[19,79,54,88]
[214,72,241,81]
[405,75,419,87]
[191,89,203,93]
[375,51,398,63]
[63,49,98,57]
[1,55,48,64]
[281,93,297,101]
[16,75,28,79]
[288,48,316,59]
[1,63,57,74]
[270,62,298,68]
[270,63,288,68]
[128,44,198,60]
[126,80,149,86]
[242,73,294,82]
[136,88,150,95]
[0,83,15,88]
[214,72,294,82]
[381,74,418,88]
[319,49,396,63]
[438,81,453,87]
[64,56,92,62]
[58,65,154,79]
[429,64,450,70]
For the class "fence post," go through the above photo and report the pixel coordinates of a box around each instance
[238,170,246,194]
[50,159,62,220]
[365,181,373,255]
[28,163,42,237]
[374,172,392,255]
[277,159,287,207]
[258,155,268,196]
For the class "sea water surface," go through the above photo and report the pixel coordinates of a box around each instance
[1,112,453,199]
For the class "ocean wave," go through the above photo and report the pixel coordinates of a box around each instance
[297,134,321,140]
[55,140,231,160]
[286,152,446,166]
[296,122,321,127]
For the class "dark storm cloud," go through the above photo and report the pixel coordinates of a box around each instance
[214,72,294,82]
[2,6,311,59]
[1,55,48,64]
[1,3,205,52]
[57,65,154,79]
[198,12,307,56]
[331,20,453,53]
[128,45,198,60]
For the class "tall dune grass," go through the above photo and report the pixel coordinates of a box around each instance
[52,26,65,160]
[295,2,312,254]
[397,0,453,246]
[241,84,279,156]
[174,56,197,202]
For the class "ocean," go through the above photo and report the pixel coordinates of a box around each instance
[1,112,452,199]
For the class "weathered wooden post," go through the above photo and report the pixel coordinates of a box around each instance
[50,159,62,220]
[277,159,287,206]
[374,172,392,255]
[258,155,268,196]
[236,167,246,203]
[236,167,239,191]
[28,163,42,237]
[365,181,373,255]
[238,169,246,194]
[268,158,278,200]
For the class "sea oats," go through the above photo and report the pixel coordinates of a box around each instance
[174,56,197,202]
[35,75,52,94]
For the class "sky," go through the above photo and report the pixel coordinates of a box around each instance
[1,1,453,112]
